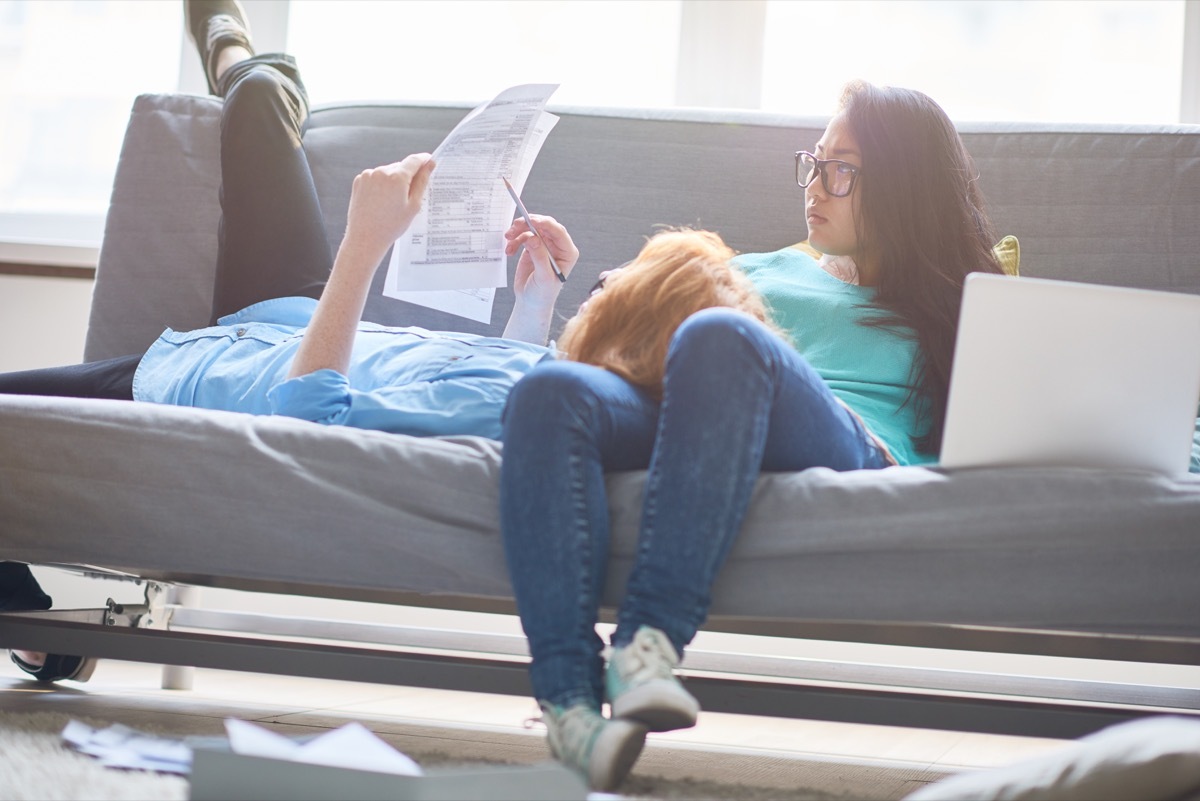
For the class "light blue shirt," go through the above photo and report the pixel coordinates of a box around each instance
[132,297,553,439]
[736,247,933,466]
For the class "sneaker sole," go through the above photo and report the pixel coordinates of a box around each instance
[10,652,98,683]
[68,657,99,683]
[589,718,647,792]
[611,680,699,732]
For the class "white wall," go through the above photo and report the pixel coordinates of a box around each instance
[0,274,93,371]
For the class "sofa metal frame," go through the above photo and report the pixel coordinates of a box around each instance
[3,565,1198,740]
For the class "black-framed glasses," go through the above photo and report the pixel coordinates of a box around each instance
[795,150,860,197]
[588,260,634,298]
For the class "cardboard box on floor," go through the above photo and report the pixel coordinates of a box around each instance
[189,742,587,801]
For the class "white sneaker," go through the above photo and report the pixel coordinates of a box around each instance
[606,625,700,732]
[539,702,646,792]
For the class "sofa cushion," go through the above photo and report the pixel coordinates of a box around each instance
[905,716,1200,801]
[2,392,1199,638]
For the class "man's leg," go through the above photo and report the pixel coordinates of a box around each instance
[186,0,255,96]
[186,1,333,323]
[208,55,333,322]
[0,563,51,675]
[1,563,97,682]
[0,353,136,679]
[0,354,140,399]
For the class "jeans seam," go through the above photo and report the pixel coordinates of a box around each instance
[622,311,778,646]
[566,439,595,704]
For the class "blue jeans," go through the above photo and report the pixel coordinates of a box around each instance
[499,308,891,709]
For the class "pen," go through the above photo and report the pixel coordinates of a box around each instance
[503,176,567,284]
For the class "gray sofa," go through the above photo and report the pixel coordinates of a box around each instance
[2,94,1199,738]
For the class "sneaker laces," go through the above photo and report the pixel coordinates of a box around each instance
[618,628,679,684]
[542,703,604,766]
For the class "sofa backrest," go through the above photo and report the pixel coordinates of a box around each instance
[85,93,1200,361]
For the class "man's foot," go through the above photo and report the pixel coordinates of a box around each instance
[185,0,255,95]
[10,651,98,683]
[606,625,700,732]
[1,563,98,684]
[539,702,646,792]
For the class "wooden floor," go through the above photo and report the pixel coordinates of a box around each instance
[0,655,1074,800]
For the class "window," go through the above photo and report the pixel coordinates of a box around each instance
[0,0,1194,253]
[761,0,1187,124]
[0,0,181,246]
[287,0,682,109]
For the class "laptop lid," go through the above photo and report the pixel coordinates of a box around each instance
[940,273,1200,475]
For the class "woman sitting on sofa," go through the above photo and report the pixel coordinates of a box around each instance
[498,81,1009,790]
[0,1,769,688]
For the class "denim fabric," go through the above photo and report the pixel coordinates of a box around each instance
[500,308,891,708]
[735,248,933,466]
[133,296,551,438]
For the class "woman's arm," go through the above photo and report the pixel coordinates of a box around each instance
[287,154,435,380]
[502,213,579,345]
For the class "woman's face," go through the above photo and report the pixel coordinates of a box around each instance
[805,113,863,260]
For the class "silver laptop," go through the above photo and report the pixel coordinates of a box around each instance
[940,273,1200,475]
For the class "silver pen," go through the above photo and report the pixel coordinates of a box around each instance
[503,176,567,283]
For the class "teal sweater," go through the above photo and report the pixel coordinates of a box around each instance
[736,247,934,466]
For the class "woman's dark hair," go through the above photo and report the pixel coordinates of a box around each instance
[839,80,1003,455]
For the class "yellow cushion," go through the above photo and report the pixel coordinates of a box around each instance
[791,240,823,260]
[790,235,1021,276]
[992,234,1020,276]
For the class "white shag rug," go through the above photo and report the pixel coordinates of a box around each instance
[0,711,188,801]
[0,708,868,801]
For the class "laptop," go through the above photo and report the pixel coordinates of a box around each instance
[940,273,1200,475]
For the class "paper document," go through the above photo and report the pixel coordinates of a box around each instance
[225,718,423,776]
[62,719,193,774]
[61,717,424,778]
[384,84,559,322]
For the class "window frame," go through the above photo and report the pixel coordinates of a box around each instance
[3,0,1198,270]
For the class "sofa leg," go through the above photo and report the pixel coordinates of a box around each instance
[160,585,202,690]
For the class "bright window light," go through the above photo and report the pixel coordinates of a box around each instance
[286,0,682,108]
[0,1,180,240]
[0,0,1190,250]
[762,0,1186,124]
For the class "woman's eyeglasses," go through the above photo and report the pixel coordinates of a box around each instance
[795,150,860,197]
[588,260,634,298]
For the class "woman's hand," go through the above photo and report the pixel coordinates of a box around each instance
[501,214,579,345]
[342,153,436,264]
[505,213,579,311]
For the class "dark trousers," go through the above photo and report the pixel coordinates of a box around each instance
[0,54,330,401]
[0,562,53,612]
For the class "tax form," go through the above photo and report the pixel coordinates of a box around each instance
[384,84,559,323]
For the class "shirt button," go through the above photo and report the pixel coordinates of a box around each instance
[236,328,247,337]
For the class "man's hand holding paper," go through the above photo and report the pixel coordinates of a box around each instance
[383,84,561,323]
[344,154,436,265]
